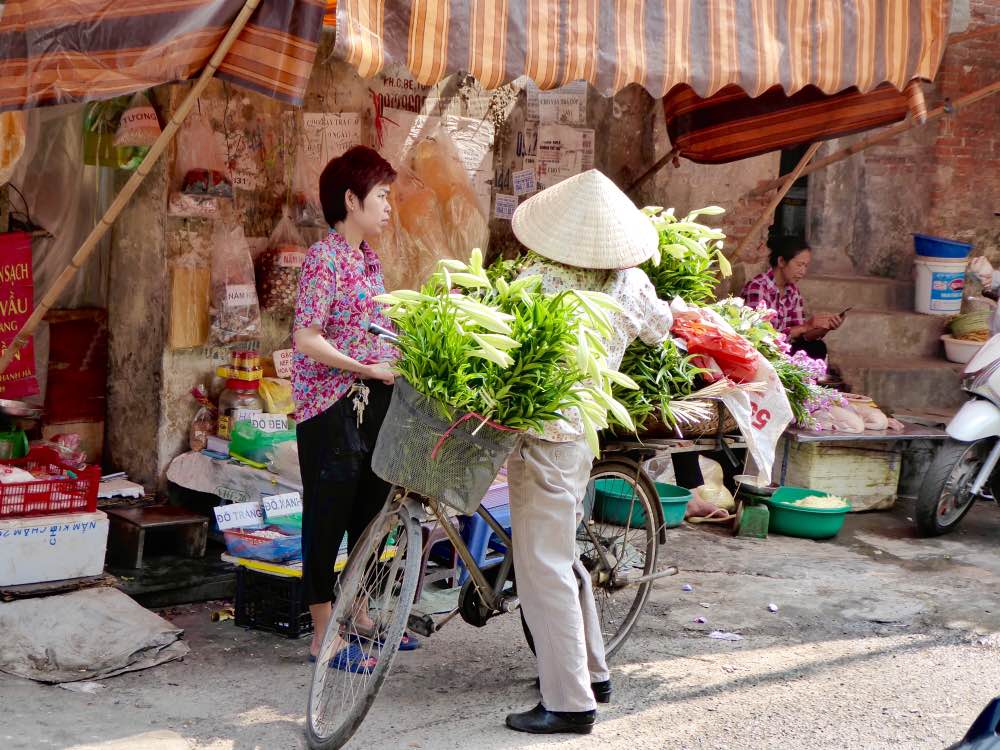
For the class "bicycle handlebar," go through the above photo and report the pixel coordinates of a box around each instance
[363,320,400,344]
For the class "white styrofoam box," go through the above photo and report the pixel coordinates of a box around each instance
[0,511,109,586]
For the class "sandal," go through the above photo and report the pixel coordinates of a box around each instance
[351,626,421,652]
[307,643,378,673]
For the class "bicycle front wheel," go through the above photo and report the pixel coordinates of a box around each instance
[306,495,422,750]
[579,459,659,657]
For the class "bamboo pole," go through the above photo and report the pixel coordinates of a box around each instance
[747,80,1000,198]
[0,0,262,377]
[728,141,821,262]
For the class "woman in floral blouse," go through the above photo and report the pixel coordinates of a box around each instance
[292,146,418,672]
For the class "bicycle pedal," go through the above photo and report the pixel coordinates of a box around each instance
[407,613,435,638]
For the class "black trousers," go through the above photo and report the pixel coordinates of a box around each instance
[296,381,393,606]
[790,338,828,360]
[671,451,704,488]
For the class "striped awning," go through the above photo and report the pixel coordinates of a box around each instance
[0,0,326,113]
[335,1,951,99]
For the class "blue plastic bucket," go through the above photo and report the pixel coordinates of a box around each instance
[913,233,973,259]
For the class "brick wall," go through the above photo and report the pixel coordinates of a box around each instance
[846,1,1000,274]
[922,0,1000,259]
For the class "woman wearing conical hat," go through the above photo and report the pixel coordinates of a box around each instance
[505,169,673,735]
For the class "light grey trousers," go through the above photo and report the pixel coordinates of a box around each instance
[507,435,610,713]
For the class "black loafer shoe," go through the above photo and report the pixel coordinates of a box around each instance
[506,703,596,735]
[591,679,612,704]
[533,677,612,704]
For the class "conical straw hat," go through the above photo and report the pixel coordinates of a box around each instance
[512,169,657,270]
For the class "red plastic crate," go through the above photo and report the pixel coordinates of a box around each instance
[0,448,100,519]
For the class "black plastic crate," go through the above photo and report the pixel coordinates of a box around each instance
[234,566,313,639]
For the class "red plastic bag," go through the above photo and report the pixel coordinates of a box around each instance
[672,318,759,383]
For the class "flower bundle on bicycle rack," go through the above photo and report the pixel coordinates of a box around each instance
[372,249,638,512]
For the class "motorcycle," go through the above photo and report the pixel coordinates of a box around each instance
[916,329,1000,536]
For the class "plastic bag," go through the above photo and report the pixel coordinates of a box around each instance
[698,457,735,510]
[114,92,160,148]
[256,209,307,315]
[210,223,262,346]
[270,440,301,481]
[672,317,759,383]
[229,421,296,465]
[292,145,325,226]
[259,378,295,415]
[189,386,218,451]
[174,114,231,196]
[169,255,211,349]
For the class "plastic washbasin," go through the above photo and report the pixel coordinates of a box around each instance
[913,233,973,259]
[762,487,849,540]
[594,478,691,528]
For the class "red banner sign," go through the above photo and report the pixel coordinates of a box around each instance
[0,232,37,400]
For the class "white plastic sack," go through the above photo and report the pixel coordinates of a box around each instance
[669,298,793,485]
[719,352,794,486]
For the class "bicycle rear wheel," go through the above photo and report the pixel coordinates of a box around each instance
[306,495,422,750]
[579,458,659,657]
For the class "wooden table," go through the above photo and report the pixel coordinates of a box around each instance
[106,505,209,569]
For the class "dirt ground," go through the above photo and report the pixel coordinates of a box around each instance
[3,496,999,750]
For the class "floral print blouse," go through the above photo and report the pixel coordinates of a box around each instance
[518,258,674,443]
[292,231,395,423]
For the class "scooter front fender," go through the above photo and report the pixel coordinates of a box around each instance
[947,399,1000,442]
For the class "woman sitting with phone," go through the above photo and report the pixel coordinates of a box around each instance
[741,236,844,361]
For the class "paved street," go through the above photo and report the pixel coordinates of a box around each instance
[3,496,999,750]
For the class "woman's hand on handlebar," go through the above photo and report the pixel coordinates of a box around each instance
[363,362,396,385]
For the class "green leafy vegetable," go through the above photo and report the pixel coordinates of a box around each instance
[378,249,637,455]
[640,206,731,304]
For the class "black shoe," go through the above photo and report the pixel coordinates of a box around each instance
[591,679,612,704]
[533,677,612,704]
[505,703,596,735]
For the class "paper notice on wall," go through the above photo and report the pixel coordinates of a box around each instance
[539,81,588,125]
[302,113,363,164]
[494,194,518,220]
[375,67,436,114]
[512,168,537,196]
[535,125,595,189]
[524,80,588,125]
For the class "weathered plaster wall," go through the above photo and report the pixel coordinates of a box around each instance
[106,138,170,486]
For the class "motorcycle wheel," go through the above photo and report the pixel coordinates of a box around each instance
[915,437,992,537]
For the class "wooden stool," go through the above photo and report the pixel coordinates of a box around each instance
[106,506,209,569]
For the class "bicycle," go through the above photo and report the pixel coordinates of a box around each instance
[305,328,679,749]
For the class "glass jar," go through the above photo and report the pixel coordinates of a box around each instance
[217,379,264,439]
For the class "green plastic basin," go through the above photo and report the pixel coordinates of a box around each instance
[763,487,849,539]
[594,478,691,528]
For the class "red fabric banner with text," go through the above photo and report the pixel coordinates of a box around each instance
[0,232,37,399]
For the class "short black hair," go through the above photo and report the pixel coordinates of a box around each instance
[767,236,810,267]
[319,145,398,227]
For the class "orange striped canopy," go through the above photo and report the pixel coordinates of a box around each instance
[335,0,950,100]
[0,0,327,112]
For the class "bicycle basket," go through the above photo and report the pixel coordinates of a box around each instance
[372,378,519,514]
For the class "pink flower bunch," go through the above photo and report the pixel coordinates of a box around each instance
[789,350,827,382]
[753,302,777,322]
[804,385,847,415]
